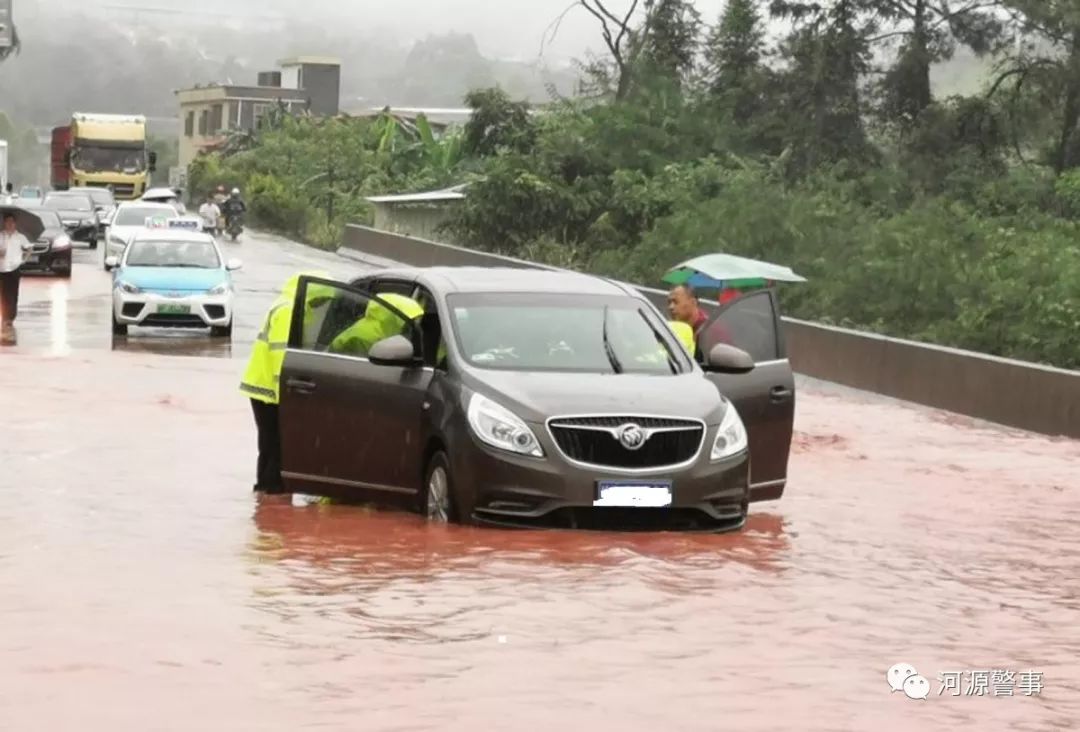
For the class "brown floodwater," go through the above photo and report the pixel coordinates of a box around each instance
[1,240,1078,730]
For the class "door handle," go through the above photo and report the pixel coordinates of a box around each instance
[770,386,793,403]
[286,377,317,394]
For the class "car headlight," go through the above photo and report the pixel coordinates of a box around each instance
[711,401,748,461]
[51,236,72,250]
[466,393,544,457]
[208,283,229,295]
[118,281,141,294]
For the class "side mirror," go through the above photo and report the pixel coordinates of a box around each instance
[226,258,242,271]
[368,334,418,366]
[703,343,755,374]
[148,151,158,172]
[63,150,72,165]
[104,255,119,270]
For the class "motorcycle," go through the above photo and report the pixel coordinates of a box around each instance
[225,213,244,241]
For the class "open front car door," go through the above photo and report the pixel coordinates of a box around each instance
[278,275,433,503]
[698,289,795,502]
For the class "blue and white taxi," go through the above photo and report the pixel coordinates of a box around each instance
[105,220,242,338]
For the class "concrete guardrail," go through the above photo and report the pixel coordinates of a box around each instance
[341,224,1080,439]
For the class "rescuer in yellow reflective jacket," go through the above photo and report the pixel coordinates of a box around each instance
[329,293,424,357]
[668,320,696,357]
[240,270,333,493]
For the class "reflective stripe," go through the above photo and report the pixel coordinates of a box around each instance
[268,342,288,351]
[256,301,290,342]
[240,381,276,399]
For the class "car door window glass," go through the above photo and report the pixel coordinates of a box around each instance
[298,282,415,359]
[372,280,416,297]
[699,290,779,363]
[414,286,444,368]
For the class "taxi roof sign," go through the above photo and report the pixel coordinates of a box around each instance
[144,215,172,229]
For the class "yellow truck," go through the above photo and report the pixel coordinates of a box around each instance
[51,113,157,200]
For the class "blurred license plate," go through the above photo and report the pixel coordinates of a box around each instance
[157,304,190,314]
[594,481,672,507]
[25,255,39,263]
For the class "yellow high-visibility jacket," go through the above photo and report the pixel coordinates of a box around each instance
[239,271,331,404]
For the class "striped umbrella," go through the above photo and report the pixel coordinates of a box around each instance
[662,253,806,290]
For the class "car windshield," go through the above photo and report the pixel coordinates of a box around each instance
[447,293,687,374]
[19,187,42,198]
[114,206,173,225]
[79,189,114,207]
[126,239,220,269]
[72,145,146,173]
[34,210,63,229]
[44,194,93,212]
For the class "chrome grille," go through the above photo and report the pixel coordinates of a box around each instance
[547,415,705,470]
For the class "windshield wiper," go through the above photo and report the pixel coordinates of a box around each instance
[638,308,679,374]
[601,305,624,374]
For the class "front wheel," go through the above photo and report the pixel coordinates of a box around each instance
[111,311,127,336]
[88,239,98,250]
[422,451,458,523]
[210,320,233,338]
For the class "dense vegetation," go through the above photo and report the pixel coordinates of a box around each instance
[192,0,1080,369]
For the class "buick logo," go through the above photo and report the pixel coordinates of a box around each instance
[617,423,648,450]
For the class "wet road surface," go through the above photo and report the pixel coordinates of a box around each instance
[1,234,1078,730]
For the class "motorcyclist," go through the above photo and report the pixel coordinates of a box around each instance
[213,186,228,206]
[222,188,246,232]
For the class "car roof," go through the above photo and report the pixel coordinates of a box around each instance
[142,187,178,198]
[374,266,636,297]
[116,200,175,209]
[129,229,216,244]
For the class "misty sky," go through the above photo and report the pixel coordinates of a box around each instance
[29,0,734,62]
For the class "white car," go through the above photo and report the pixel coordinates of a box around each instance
[141,187,187,215]
[102,200,182,269]
[106,229,242,338]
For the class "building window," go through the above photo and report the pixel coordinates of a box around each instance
[252,103,270,127]
[210,104,223,133]
[184,111,194,137]
[198,110,208,136]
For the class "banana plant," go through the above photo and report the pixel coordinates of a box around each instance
[411,114,464,172]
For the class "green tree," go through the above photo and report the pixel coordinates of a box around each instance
[462,88,536,157]
[704,0,767,97]
[874,0,1005,125]
[771,0,882,175]
[992,1,1080,172]
[638,0,702,87]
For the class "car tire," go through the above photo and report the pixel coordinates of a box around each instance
[210,320,233,338]
[89,239,98,250]
[111,311,128,336]
[422,451,458,524]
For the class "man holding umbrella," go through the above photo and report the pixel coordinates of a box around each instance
[0,210,33,328]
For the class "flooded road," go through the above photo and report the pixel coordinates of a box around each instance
[1,235,1078,731]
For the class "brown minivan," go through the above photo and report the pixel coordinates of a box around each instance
[279,267,795,532]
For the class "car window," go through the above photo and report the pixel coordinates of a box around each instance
[114,206,172,225]
[83,189,114,206]
[414,286,444,368]
[125,240,221,268]
[45,195,93,211]
[295,281,416,359]
[446,293,687,374]
[371,279,415,297]
[699,290,780,363]
[35,211,63,228]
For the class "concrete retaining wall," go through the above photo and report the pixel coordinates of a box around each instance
[341,224,1080,439]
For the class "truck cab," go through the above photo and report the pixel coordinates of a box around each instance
[52,113,157,200]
